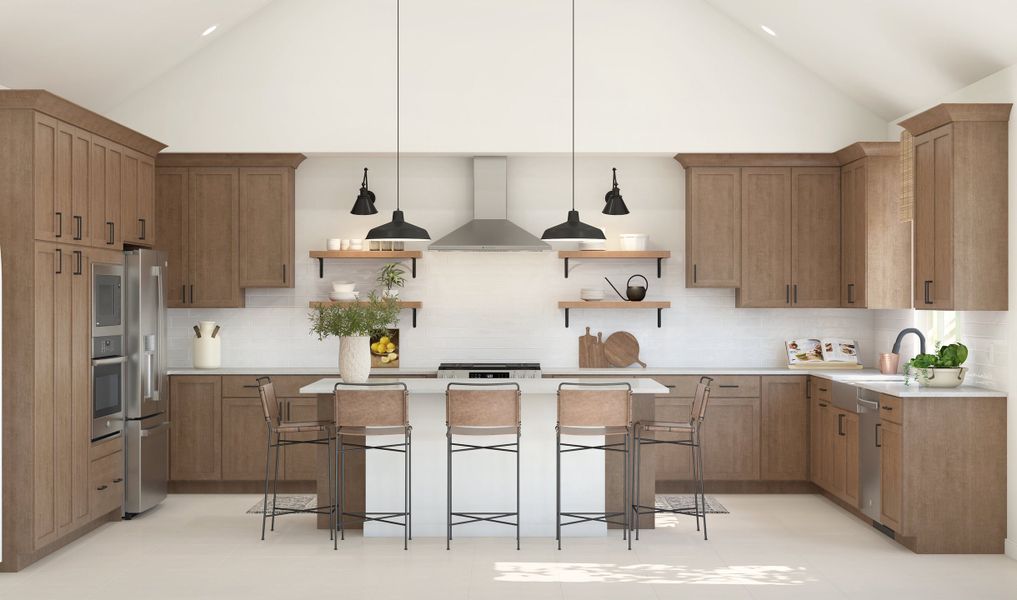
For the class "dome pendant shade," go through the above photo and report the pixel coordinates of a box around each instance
[602,167,630,215]
[541,209,605,242]
[351,168,379,215]
[366,209,430,241]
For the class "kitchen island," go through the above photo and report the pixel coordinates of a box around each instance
[300,377,668,537]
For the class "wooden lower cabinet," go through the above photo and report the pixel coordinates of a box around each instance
[653,397,695,481]
[222,397,271,481]
[284,398,321,481]
[169,376,222,480]
[90,450,125,518]
[812,401,859,508]
[878,420,903,532]
[701,397,760,480]
[760,376,807,480]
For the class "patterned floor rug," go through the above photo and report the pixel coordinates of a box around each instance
[655,494,729,514]
[247,495,318,514]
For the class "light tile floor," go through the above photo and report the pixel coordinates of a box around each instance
[2,493,1016,599]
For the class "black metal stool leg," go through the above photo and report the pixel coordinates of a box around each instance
[633,430,641,547]
[261,428,271,540]
[556,428,562,550]
[446,431,452,550]
[516,431,521,551]
[692,436,701,532]
[270,432,281,531]
[333,433,340,550]
[622,433,628,542]
[327,433,333,541]
[407,428,413,541]
[404,430,409,551]
[339,438,346,542]
[698,433,708,541]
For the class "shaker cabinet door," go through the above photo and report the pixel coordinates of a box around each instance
[738,168,791,307]
[239,167,293,288]
[790,167,841,307]
[188,168,242,307]
[686,167,740,288]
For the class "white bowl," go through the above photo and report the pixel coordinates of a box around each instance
[331,282,356,293]
[914,367,967,388]
[329,292,359,302]
[619,233,649,251]
[579,240,606,251]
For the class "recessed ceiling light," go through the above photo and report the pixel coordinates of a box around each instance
[760,24,777,36]
[201,24,218,37]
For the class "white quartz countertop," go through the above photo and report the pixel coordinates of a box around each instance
[847,381,1006,398]
[166,367,437,376]
[544,367,893,377]
[299,377,669,395]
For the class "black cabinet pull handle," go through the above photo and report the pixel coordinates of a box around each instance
[97,484,108,491]
[189,285,194,304]
[138,218,146,240]
[665,385,676,389]
[818,387,828,392]
[923,280,933,305]
[55,212,63,238]
[693,264,697,283]
[113,477,123,483]
[875,423,882,448]
[881,405,893,412]
[793,284,798,304]
[73,250,82,275]
[55,248,63,274]
[837,413,845,436]
[847,283,855,304]
[282,264,287,284]
[106,221,115,245]
[243,384,260,389]
[181,285,186,304]
[73,215,83,240]
[718,384,739,388]
[818,402,828,407]
[806,379,811,399]
[785,284,790,304]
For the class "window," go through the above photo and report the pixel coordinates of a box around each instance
[915,310,959,351]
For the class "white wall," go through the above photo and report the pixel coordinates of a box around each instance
[888,62,1017,559]
[106,0,888,153]
[167,155,877,369]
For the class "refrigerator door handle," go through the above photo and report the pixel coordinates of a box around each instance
[143,334,156,401]
[151,263,165,401]
[140,421,171,437]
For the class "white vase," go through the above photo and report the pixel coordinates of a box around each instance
[339,335,371,383]
[382,289,399,299]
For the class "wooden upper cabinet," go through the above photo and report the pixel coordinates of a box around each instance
[55,122,91,246]
[837,143,911,309]
[156,168,190,308]
[34,113,61,242]
[737,168,791,307]
[189,168,243,308]
[901,103,1011,310]
[122,148,155,247]
[790,167,840,307]
[239,167,294,288]
[138,154,155,245]
[685,167,740,288]
[105,141,124,248]
[760,376,808,480]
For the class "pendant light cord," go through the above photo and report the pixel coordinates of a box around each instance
[396,0,401,211]
[571,0,575,211]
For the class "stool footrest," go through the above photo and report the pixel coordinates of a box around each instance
[451,511,518,527]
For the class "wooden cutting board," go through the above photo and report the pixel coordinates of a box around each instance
[603,331,647,368]
[578,327,609,368]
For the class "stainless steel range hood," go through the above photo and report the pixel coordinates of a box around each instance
[428,157,550,251]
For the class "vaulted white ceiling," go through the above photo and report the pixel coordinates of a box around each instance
[0,0,273,112]
[704,0,1017,119]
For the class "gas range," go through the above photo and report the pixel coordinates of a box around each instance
[437,362,542,379]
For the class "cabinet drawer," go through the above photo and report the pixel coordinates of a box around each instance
[222,375,321,398]
[812,378,833,402]
[879,394,903,424]
[90,450,124,516]
[90,435,123,461]
[653,375,759,398]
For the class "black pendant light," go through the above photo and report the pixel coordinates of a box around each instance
[366,0,430,242]
[350,167,379,215]
[602,167,629,215]
[542,0,604,242]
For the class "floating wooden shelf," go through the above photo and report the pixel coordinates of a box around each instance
[557,300,671,328]
[309,250,423,279]
[557,250,671,278]
[309,300,422,327]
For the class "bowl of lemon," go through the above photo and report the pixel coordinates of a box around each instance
[370,333,399,366]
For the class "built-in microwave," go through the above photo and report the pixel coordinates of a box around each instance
[92,263,124,338]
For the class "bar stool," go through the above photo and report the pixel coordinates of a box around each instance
[256,376,334,540]
[555,381,633,550]
[332,382,412,550]
[630,376,713,548]
[445,382,521,550]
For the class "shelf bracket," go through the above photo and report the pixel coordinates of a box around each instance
[657,257,663,278]
[412,308,417,328]
[411,258,417,278]
[564,308,570,328]
[317,257,324,279]
[564,257,569,279]
[657,308,662,328]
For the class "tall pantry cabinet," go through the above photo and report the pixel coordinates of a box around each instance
[0,90,165,571]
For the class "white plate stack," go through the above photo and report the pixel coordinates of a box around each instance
[580,288,606,301]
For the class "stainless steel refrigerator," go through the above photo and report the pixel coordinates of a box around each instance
[123,249,169,516]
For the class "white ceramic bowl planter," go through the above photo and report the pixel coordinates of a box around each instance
[914,367,967,388]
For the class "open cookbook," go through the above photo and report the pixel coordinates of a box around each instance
[785,338,862,369]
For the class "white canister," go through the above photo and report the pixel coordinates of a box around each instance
[349,239,364,250]
[327,238,342,251]
[619,233,649,251]
[340,239,351,251]
[193,321,222,369]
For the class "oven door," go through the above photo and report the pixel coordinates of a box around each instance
[92,355,126,440]
[92,263,124,337]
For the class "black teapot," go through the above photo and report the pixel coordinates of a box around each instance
[605,274,648,302]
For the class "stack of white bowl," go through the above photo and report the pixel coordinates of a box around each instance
[329,282,360,301]
[580,288,605,301]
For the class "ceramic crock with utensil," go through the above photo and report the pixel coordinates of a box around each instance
[605,275,648,302]
[192,321,221,369]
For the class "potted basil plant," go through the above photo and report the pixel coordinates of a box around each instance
[377,262,407,299]
[309,293,400,383]
[903,342,968,388]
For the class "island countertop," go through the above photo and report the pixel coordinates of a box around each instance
[299,377,669,395]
